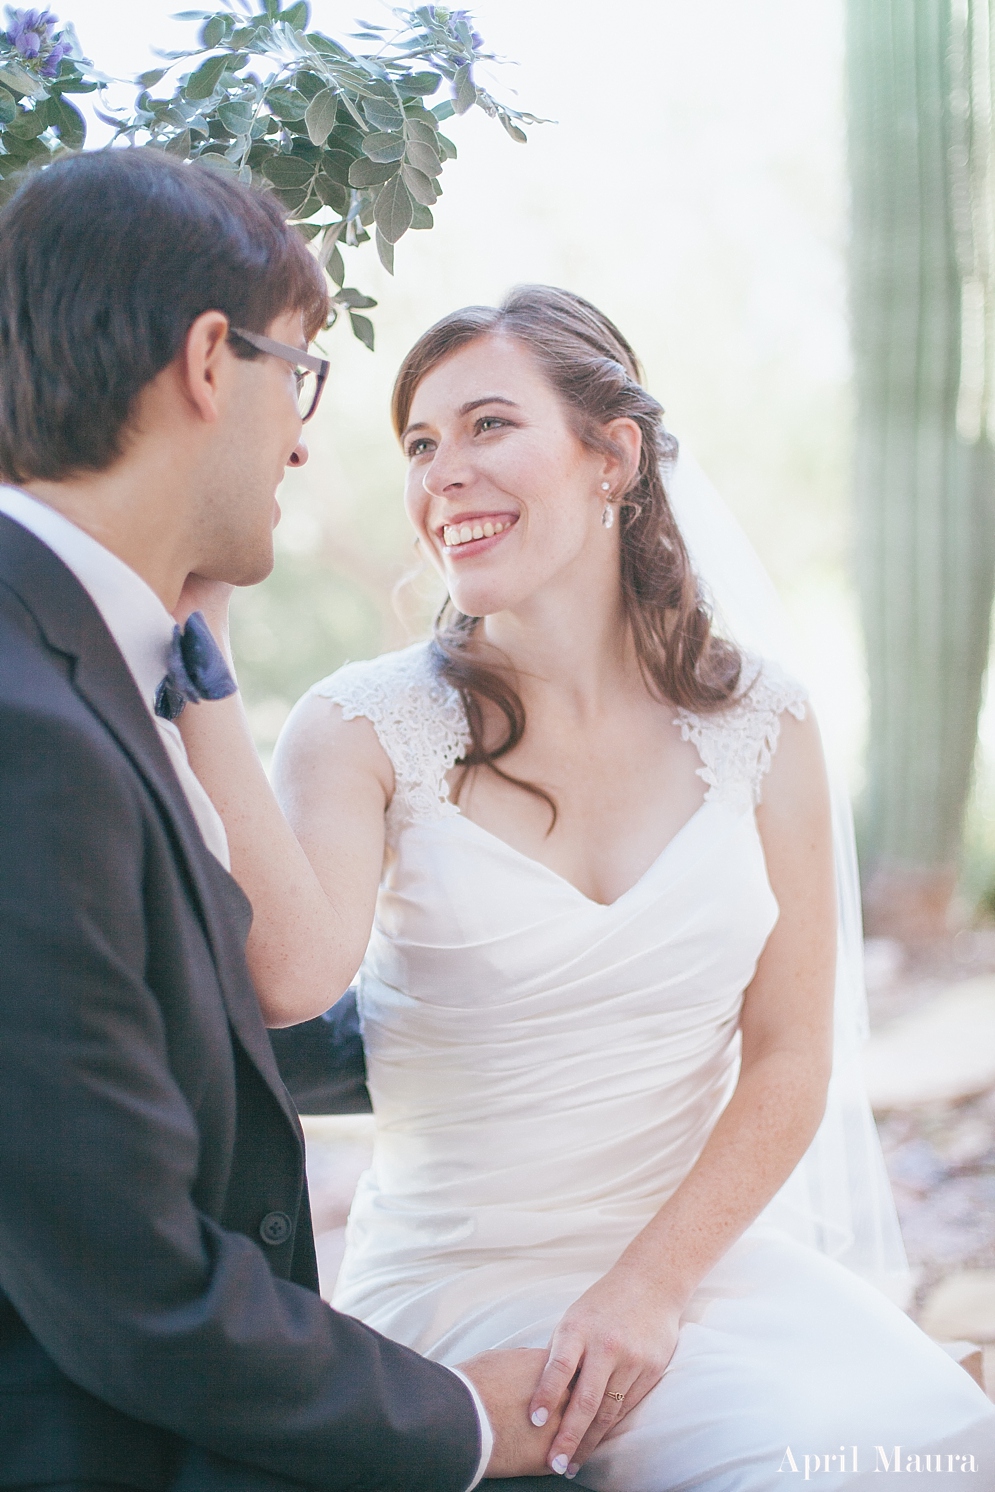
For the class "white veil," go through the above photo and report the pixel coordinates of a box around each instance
[667,450,912,1305]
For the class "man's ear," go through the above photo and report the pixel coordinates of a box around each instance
[180,310,234,424]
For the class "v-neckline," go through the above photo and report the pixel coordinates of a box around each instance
[450,796,717,909]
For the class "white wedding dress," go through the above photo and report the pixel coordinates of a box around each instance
[311,641,995,1490]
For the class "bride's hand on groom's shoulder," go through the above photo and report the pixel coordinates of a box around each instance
[526,1268,681,1478]
[456,1346,568,1478]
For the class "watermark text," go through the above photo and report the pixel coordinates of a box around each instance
[778,1446,979,1478]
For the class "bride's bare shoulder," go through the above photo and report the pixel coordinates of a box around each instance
[761,705,828,803]
[275,688,394,791]
[273,640,456,806]
[756,696,831,851]
[273,650,420,806]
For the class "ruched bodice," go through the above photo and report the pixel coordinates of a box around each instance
[310,642,800,1300]
[308,643,995,1489]
[359,801,773,1257]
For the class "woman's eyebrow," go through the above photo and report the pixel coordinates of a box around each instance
[401,396,521,443]
[458,395,520,416]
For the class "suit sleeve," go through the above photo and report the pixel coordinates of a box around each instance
[270,995,373,1115]
[0,692,480,1492]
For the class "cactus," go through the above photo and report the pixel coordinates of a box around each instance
[846,0,995,935]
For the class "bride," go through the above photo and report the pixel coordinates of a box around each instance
[178,286,995,1487]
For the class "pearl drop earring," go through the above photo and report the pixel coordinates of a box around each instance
[600,480,614,528]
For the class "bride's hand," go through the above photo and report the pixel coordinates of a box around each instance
[172,574,234,643]
[528,1265,681,1477]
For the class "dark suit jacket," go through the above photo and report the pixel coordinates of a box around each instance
[269,1000,371,1116]
[0,514,480,1492]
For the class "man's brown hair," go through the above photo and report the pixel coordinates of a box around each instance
[0,148,328,482]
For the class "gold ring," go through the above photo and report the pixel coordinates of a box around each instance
[605,1391,625,1402]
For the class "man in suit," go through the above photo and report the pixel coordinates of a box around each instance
[0,148,571,1491]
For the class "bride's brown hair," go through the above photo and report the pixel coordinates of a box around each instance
[392,284,742,820]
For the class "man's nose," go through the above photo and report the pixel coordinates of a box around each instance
[288,437,309,468]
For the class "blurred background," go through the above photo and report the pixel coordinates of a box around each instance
[58,0,995,1388]
[71,1,859,765]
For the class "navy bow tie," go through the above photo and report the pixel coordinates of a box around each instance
[154,610,238,722]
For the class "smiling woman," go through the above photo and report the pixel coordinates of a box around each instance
[166,278,995,1485]
[390,284,742,825]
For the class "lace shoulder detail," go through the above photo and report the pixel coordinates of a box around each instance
[309,641,469,832]
[673,654,808,808]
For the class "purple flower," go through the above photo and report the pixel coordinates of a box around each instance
[3,8,73,78]
[39,32,69,75]
[4,7,57,59]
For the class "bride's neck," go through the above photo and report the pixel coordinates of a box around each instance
[479,586,641,719]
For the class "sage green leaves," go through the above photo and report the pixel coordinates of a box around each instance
[304,87,337,147]
[0,5,543,346]
[111,2,545,349]
[0,10,96,197]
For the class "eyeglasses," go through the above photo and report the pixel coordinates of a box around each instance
[229,327,330,422]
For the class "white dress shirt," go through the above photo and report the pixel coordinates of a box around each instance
[0,486,230,868]
[0,486,495,1484]
[450,1368,494,1488]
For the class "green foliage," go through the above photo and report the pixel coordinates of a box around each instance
[0,17,97,199]
[0,5,542,346]
[99,2,545,348]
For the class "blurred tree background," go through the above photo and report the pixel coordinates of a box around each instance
[847,0,995,940]
[212,0,858,770]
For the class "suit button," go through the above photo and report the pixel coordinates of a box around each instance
[259,1211,293,1246]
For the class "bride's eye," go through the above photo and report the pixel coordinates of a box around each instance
[406,437,434,458]
[475,416,509,435]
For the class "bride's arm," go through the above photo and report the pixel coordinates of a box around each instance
[173,583,394,1028]
[528,708,837,1479]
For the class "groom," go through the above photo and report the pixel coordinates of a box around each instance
[0,149,571,1491]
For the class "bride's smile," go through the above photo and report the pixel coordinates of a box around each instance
[441,512,517,551]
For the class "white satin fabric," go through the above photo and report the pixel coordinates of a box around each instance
[312,642,994,1490]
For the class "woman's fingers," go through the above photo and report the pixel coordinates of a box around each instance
[528,1327,583,1429]
[566,1365,659,1470]
[544,1353,620,1474]
[530,1296,678,1474]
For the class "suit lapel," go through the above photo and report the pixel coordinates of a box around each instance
[0,514,300,1131]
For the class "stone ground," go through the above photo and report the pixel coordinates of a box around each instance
[863,932,995,1399]
[301,936,995,1400]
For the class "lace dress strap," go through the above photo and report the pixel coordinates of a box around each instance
[309,641,469,835]
[673,655,808,808]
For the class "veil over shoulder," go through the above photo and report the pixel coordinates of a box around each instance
[666,449,910,1303]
